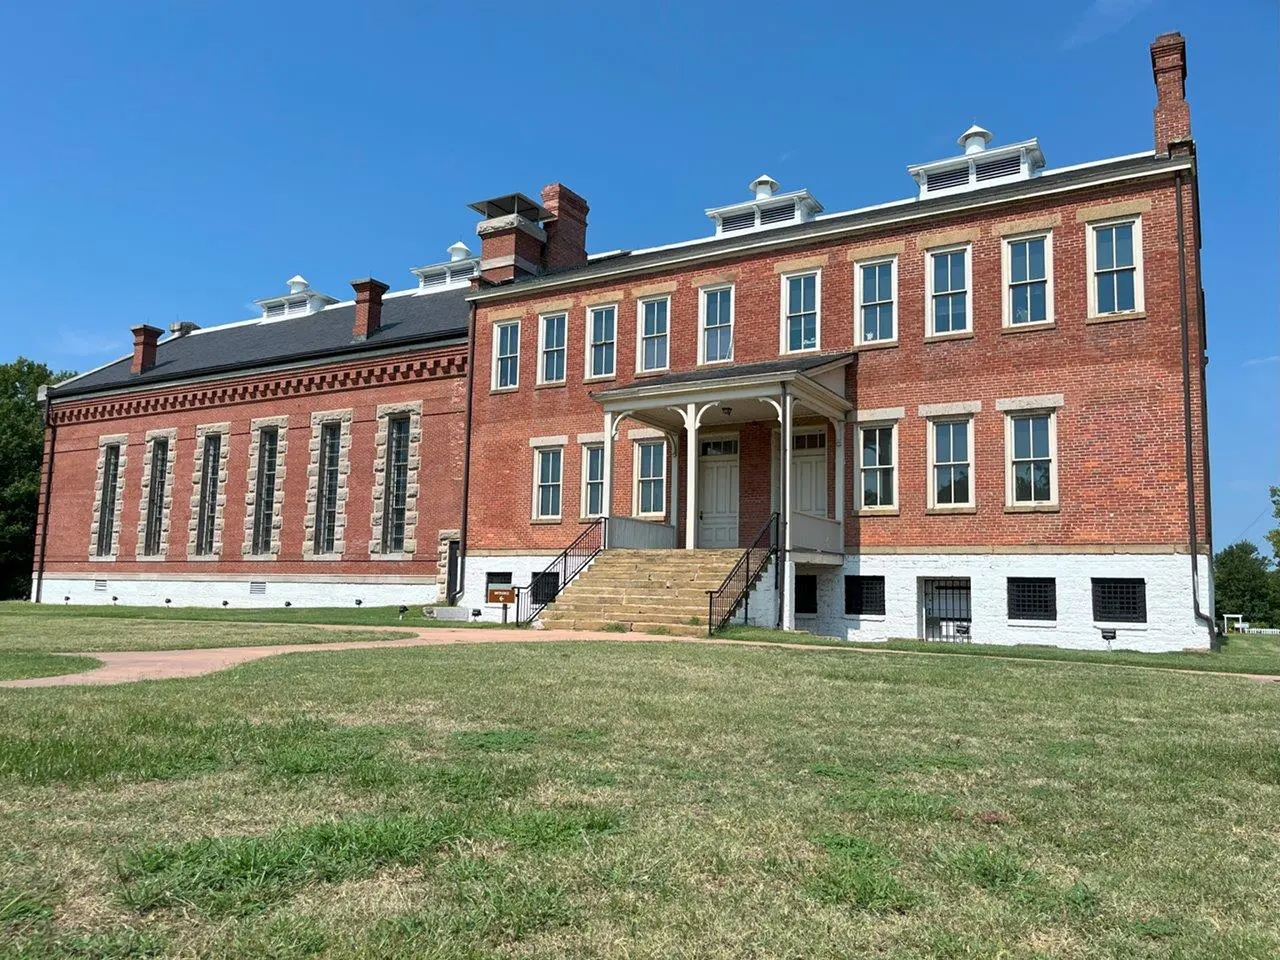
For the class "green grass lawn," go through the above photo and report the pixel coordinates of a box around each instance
[1,600,501,629]
[0,652,101,682]
[0,605,414,657]
[718,626,1280,676]
[0,620,1276,957]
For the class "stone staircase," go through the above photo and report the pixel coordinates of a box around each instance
[537,549,746,636]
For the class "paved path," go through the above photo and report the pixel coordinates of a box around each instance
[3,625,1278,688]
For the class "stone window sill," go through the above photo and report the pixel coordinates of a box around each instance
[489,385,519,395]
[925,506,977,515]
[185,554,224,562]
[854,508,899,517]
[924,330,974,344]
[634,368,671,378]
[583,374,617,385]
[304,554,347,562]
[1001,321,1056,335]
[1086,311,1146,325]
[856,339,898,351]
[1094,621,1148,631]
[1008,619,1057,628]
[1004,503,1060,513]
[535,382,567,391]
[530,518,562,525]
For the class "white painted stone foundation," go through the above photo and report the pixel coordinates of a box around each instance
[35,576,439,609]
[460,554,569,623]
[794,552,1212,653]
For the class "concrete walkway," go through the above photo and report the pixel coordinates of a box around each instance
[3,625,1278,688]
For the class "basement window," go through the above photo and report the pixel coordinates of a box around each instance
[1007,577,1056,621]
[1091,578,1147,624]
[844,576,885,616]
[795,574,818,615]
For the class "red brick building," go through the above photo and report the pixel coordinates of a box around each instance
[33,261,473,609]
[456,32,1213,650]
[32,33,1212,651]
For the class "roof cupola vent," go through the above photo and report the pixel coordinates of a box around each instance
[749,174,780,200]
[958,124,994,155]
[287,274,310,294]
[448,241,472,262]
[411,242,481,291]
[254,275,337,319]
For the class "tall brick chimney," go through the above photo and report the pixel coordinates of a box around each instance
[1151,32,1191,157]
[130,324,162,374]
[540,183,590,271]
[351,277,389,340]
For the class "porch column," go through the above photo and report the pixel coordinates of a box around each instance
[782,389,795,630]
[833,417,845,523]
[668,437,679,539]
[602,410,614,522]
[684,402,698,550]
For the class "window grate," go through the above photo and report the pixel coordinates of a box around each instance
[1007,577,1056,620]
[1091,578,1146,623]
[531,571,560,605]
[975,154,1021,181]
[93,580,108,592]
[249,582,267,596]
[844,576,885,616]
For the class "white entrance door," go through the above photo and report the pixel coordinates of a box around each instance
[697,441,739,547]
[792,433,828,517]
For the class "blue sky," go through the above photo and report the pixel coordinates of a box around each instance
[1,0,1276,551]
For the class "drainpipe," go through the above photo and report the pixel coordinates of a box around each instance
[457,300,478,607]
[33,390,55,604]
[778,383,789,629]
[1175,169,1216,648]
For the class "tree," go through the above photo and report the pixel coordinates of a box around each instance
[1267,486,1280,564]
[1213,540,1279,628]
[0,359,74,600]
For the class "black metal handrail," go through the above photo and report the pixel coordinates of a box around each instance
[706,513,779,635]
[515,517,607,625]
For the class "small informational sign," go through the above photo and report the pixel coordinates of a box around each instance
[487,586,516,605]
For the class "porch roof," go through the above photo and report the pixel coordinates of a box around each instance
[593,351,853,400]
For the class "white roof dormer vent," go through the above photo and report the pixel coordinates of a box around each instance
[706,175,823,236]
[253,275,338,320]
[908,126,1045,199]
[411,242,480,292]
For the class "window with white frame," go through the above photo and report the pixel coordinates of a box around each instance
[1088,219,1143,316]
[533,447,563,520]
[856,258,896,344]
[1006,412,1056,505]
[700,286,734,363]
[493,321,520,390]
[927,246,970,335]
[538,313,567,384]
[635,441,666,516]
[1004,234,1052,326]
[782,271,819,352]
[930,418,973,507]
[858,423,896,509]
[581,444,605,517]
[638,297,669,372]
[587,305,616,379]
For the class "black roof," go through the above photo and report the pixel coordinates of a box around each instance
[593,352,854,398]
[50,288,470,399]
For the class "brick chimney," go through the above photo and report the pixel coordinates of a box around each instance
[540,183,589,271]
[351,277,389,341]
[130,324,163,374]
[1151,32,1192,157]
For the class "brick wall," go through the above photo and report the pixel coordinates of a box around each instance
[466,174,1209,555]
[34,346,467,588]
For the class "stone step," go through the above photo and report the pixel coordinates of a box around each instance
[540,617,708,638]
[547,604,708,623]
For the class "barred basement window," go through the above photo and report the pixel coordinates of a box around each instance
[314,422,342,554]
[1007,577,1056,621]
[531,571,560,605]
[1091,578,1146,623]
[251,427,279,555]
[795,574,818,615]
[381,416,411,552]
[143,437,169,556]
[194,434,222,556]
[95,444,121,557]
[844,576,886,616]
